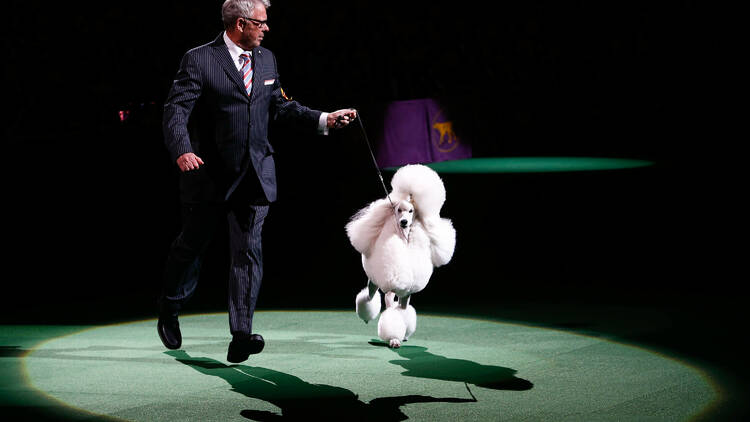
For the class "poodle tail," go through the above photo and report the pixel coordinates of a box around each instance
[345,198,393,255]
[424,216,457,267]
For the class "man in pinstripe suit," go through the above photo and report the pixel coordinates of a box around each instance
[158,0,357,363]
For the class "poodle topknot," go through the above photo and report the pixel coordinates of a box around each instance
[389,164,447,218]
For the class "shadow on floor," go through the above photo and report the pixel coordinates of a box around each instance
[0,346,26,357]
[371,341,534,390]
[168,350,479,421]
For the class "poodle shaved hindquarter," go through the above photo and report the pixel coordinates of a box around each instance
[346,165,456,347]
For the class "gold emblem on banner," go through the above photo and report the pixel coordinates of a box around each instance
[431,109,460,153]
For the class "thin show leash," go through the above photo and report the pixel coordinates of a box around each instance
[338,111,394,208]
[337,111,408,241]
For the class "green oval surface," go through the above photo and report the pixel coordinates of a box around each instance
[24,311,715,421]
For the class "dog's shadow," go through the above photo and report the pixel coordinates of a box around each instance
[369,341,534,391]
[166,350,476,421]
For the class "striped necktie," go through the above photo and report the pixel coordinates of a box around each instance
[239,52,253,96]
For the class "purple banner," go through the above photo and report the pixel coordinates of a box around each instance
[375,98,472,168]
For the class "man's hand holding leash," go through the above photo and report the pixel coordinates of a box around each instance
[328,108,358,129]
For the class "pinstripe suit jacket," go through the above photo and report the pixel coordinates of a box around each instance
[163,33,322,204]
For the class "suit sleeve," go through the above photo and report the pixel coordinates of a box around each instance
[268,52,322,131]
[163,51,203,163]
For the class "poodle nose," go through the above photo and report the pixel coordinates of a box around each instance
[400,219,408,228]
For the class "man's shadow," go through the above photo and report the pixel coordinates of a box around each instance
[370,341,534,391]
[167,350,476,421]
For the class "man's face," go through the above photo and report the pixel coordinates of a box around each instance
[237,4,268,50]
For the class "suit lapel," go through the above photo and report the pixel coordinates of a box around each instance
[209,34,250,100]
[249,47,263,103]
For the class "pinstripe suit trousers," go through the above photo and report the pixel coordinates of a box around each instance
[161,177,269,337]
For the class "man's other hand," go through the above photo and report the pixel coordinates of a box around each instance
[176,153,205,172]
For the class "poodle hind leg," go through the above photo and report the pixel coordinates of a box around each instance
[367,280,378,299]
[398,294,410,309]
[355,280,381,323]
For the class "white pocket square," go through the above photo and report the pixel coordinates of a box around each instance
[264,79,275,85]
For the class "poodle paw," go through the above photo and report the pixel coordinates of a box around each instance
[388,338,402,348]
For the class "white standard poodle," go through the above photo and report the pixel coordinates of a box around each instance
[345,164,456,348]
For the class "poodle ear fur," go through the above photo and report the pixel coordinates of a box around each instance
[424,217,457,267]
[345,198,393,255]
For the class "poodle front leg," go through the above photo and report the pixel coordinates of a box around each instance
[384,291,397,308]
[398,294,417,341]
[379,293,416,346]
[378,306,406,348]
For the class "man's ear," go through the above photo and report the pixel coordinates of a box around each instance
[232,17,244,33]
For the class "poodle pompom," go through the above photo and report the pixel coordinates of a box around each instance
[403,304,417,340]
[423,217,457,267]
[345,198,393,255]
[378,307,407,348]
[355,287,381,323]
[390,164,446,218]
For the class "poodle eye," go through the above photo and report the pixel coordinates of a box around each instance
[409,209,413,213]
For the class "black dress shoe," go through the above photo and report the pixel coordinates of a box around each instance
[157,316,182,350]
[227,334,264,363]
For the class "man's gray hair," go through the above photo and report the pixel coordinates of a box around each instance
[222,0,271,28]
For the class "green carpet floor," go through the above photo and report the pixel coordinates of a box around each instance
[386,157,654,173]
[4,311,717,421]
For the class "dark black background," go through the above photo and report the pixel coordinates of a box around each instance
[1,0,742,419]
